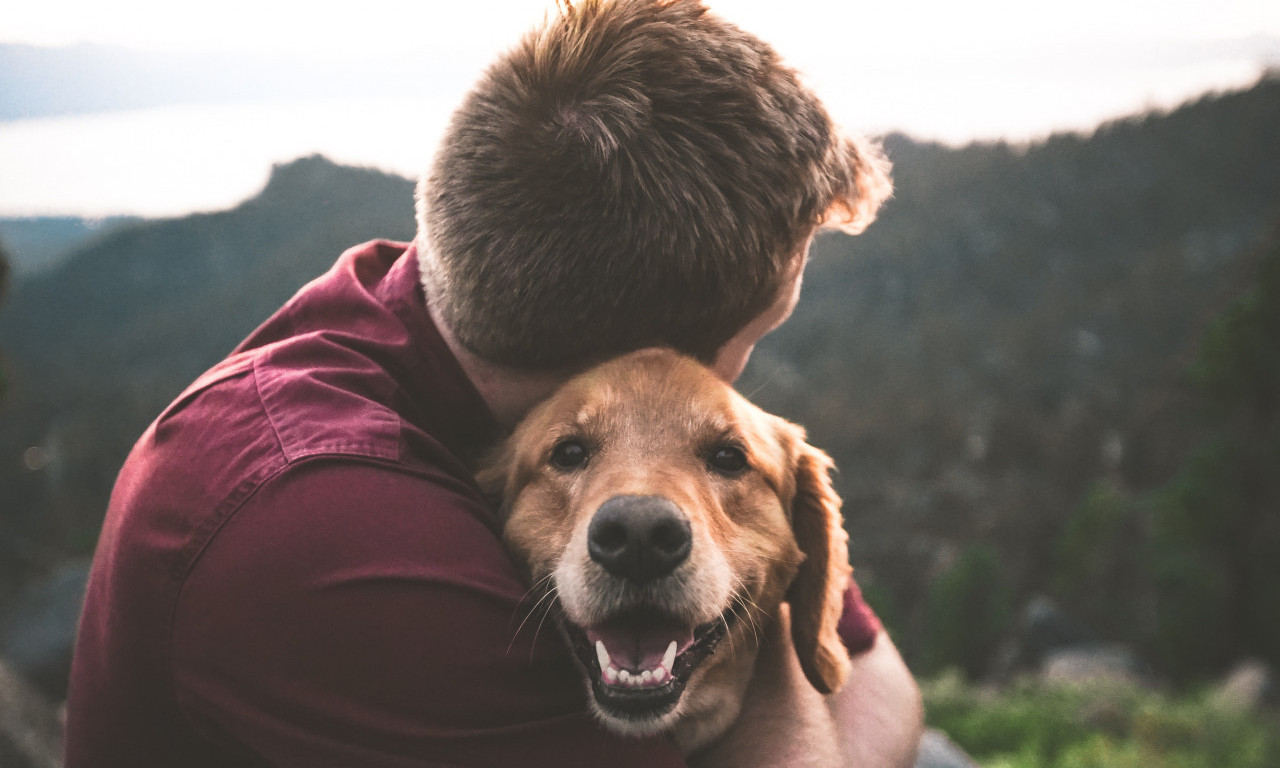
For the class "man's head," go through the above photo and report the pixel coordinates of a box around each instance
[417,0,890,372]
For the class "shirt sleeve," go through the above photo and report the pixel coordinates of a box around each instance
[837,576,883,656]
[170,459,685,768]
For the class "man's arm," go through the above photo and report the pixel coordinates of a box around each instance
[171,460,686,767]
[830,630,924,767]
[692,604,923,768]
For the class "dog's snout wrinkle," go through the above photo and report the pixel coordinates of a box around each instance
[588,495,692,583]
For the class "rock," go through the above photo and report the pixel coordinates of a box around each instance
[1040,642,1145,686]
[1022,596,1097,661]
[0,559,91,699]
[915,728,978,768]
[1210,659,1274,712]
[991,594,1100,681]
[0,657,62,768]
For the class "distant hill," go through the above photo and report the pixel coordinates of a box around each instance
[2,76,1279,680]
[739,73,1280,670]
[0,155,415,589]
[0,217,143,278]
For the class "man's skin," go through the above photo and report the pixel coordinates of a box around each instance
[696,607,923,768]
[434,242,924,766]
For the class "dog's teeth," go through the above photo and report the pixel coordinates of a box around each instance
[595,640,610,672]
[662,640,677,672]
[640,670,652,684]
[652,666,667,684]
[618,669,631,684]
[604,666,618,683]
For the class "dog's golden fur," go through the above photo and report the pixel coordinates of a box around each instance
[479,349,851,752]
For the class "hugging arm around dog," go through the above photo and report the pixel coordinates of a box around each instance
[65,1,923,765]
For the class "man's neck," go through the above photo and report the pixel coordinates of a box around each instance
[428,307,567,430]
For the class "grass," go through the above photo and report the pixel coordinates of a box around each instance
[922,671,1280,768]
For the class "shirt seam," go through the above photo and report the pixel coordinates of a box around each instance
[252,359,288,461]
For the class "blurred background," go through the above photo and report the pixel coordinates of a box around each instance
[2,1,1279,766]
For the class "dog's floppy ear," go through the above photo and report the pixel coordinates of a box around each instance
[786,439,853,695]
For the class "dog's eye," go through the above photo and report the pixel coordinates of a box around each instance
[707,445,748,475]
[550,439,590,470]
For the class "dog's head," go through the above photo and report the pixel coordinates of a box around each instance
[479,349,851,742]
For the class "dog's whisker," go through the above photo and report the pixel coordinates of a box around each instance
[742,365,782,400]
[528,587,561,663]
[516,572,557,607]
[727,579,766,646]
[511,581,557,635]
[507,580,561,657]
[510,574,556,626]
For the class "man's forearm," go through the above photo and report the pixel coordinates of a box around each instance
[692,607,922,768]
[830,631,924,767]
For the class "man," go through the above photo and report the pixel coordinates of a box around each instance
[66,1,922,765]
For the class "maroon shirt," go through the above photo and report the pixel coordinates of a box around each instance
[65,240,880,767]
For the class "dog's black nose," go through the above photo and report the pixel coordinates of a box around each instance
[588,495,691,583]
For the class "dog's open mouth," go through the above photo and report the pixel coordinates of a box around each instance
[563,606,734,721]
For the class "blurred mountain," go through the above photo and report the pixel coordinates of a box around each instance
[0,217,143,278]
[740,73,1280,677]
[0,155,415,592]
[2,76,1279,685]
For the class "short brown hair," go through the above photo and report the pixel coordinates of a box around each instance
[417,0,890,370]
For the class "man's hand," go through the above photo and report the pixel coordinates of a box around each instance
[691,604,923,768]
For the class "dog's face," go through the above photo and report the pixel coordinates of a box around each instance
[479,349,851,748]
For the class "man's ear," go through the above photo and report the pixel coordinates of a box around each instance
[786,440,853,694]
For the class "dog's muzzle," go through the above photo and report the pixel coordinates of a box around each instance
[561,495,733,726]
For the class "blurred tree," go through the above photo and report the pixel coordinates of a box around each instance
[1051,479,1144,635]
[1146,228,1280,677]
[918,544,1016,679]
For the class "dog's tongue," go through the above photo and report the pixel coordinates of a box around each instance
[585,616,695,671]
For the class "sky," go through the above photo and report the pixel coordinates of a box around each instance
[3,0,1280,216]
[8,0,1280,60]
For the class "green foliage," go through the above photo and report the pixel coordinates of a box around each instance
[1144,234,1280,677]
[1144,443,1243,674]
[1193,243,1280,414]
[918,544,1015,679]
[1051,481,1141,634]
[1037,231,1280,681]
[923,673,1280,768]
[737,76,1280,677]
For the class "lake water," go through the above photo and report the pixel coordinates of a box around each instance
[0,98,455,218]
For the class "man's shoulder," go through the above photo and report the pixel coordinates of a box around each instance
[136,338,407,499]
[106,330,473,584]
[187,458,509,600]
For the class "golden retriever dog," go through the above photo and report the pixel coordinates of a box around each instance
[479,348,852,752]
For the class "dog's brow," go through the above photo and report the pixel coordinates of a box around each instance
[695,409,736,439]
[573,406,596,427]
